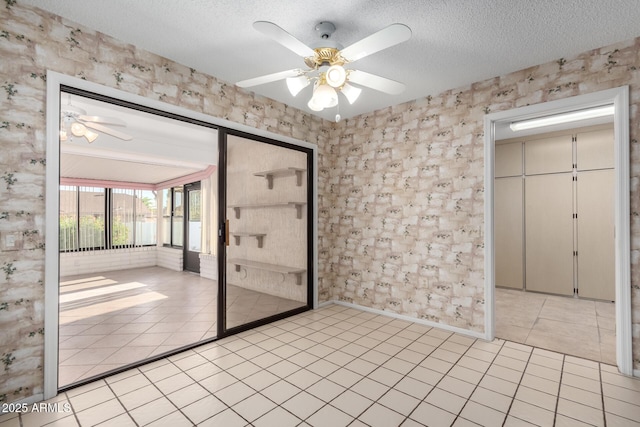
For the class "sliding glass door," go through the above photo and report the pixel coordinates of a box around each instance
[219,132,313,332]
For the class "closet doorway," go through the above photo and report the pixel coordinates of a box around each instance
[494,124,615,363]
[483,86,632,375]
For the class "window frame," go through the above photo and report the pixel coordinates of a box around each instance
[59,185,158,252]
[161,186,184,249]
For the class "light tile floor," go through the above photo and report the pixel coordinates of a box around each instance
[3,304,639,426]
[496,288,615,364]
[59,267,304,387]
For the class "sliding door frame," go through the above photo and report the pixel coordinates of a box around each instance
[44,71,318,399]
[216,128,315,338]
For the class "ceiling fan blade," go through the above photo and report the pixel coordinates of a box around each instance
[340,23,412,63]
[253,21,316,58]
[236,69,304,88]
[83,122,133,141]
[78,115,126,126]
[348,70,406,95]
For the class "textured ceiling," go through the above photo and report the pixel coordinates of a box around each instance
[23,0,640,121]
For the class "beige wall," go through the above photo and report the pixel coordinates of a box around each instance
[1,1,640,404]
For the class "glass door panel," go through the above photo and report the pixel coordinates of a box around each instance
[172,187,184,247]
[184,182,202,273]
[223,134,310,330]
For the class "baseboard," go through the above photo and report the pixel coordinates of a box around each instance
[11,393,44,405]
[317,300,334,309]
[634,369,640,378]
[329,300,485,340]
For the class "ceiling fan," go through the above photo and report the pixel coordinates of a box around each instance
[236,21,412,119]
[60,97,132,143]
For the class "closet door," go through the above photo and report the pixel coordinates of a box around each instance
[525,173,574,295]
[495,177,523,289]
[577,169,615,301]
[576,128,614,171]
[525,135,573,175]
[495,142,522,178]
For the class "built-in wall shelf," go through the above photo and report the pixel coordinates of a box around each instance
[228,258,305,285]
[231,232,266,248]
[254,167,305,189]
[229,202,306,219]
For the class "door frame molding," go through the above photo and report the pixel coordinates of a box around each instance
[216,128,316,337]
[483,86,632,375]
[44,71,319,399]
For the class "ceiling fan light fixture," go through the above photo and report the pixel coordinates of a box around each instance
[314,83,338,108]
[325,65,347,88]
[286,75,310,96]
[341,83,362,104]
[71,122,87,137]
[307,96,324,111]
[84,129,99,143]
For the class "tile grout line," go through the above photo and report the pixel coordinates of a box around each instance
[52,304,636,427]
[110,308,499,426]
[403,335,499,424]
[140,359,228,427]
[336,319,448,424]
[449,338,504,426]
[599,362,607,427]
[245,310,441,424]
[274,311,424,424]
[176,308,365,424]
[102,376,141,427]
[500,344,537,426]
[551,354,565,427]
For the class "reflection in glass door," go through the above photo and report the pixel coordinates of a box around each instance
[221,133,312,331]
[184,182,202,273]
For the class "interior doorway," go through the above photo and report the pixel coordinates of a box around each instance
[483,86,633,376]
[493,124,616,363]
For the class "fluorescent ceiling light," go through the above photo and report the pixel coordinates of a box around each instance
[509,105,614,131]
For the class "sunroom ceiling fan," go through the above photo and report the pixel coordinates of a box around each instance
[60,97,132,143]
[236,21,412,119]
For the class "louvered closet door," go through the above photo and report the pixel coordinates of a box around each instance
[495,177,524,289]
[525,173,574,295]
[577,169,615,301]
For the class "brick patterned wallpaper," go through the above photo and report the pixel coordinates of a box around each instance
[324,38,640,366]
[1,1,639,404]
[0,2,330,402]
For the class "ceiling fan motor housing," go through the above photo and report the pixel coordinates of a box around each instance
[305,21,346,68]
[315,21,336,39]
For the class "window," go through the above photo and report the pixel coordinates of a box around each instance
[136,190,157,246]
[59,185,157,252]
[162,186,184,247]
